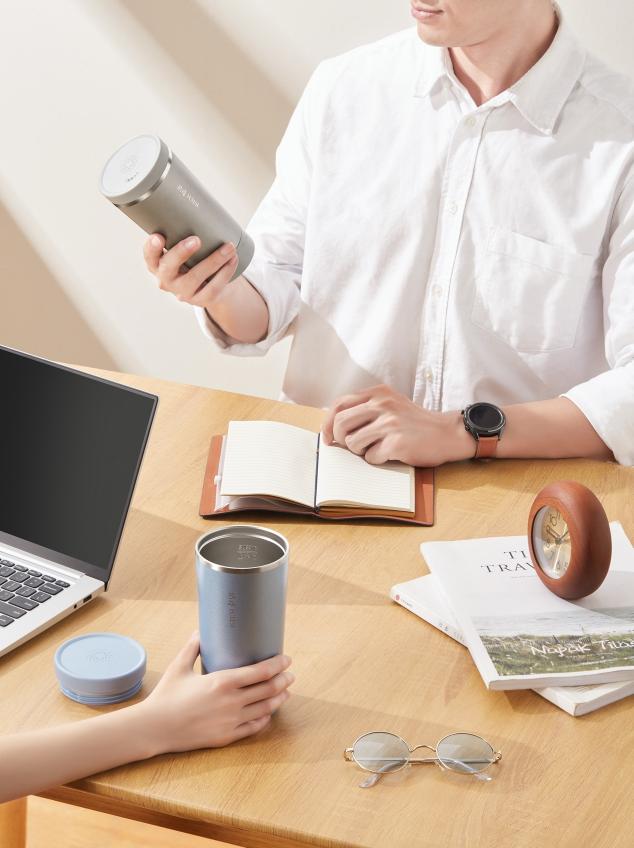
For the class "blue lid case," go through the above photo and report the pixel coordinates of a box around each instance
[54,632,146,705]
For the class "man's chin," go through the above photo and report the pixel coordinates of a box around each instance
[415,22,455,47]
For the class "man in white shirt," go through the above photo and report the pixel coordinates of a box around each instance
[144,0,634,467]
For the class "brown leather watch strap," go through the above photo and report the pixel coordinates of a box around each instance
[474,435,499,460]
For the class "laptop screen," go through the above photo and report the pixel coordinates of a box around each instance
[0,347,157,584]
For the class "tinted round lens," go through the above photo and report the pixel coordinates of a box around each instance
[353,732,409,774]
[436,733,495,775]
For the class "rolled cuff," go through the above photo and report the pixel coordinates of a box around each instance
[562,364,634,466]
[194,305,231,350]
[194,252,301,357]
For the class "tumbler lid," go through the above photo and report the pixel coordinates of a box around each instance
[54,632,146,705]
[99,134,171,206]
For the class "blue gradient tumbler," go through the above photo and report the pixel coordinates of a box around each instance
[195,525,288,674]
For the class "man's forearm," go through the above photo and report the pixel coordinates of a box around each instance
[495,397,613,461]
[205,275,269,343]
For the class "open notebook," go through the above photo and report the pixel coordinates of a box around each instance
[199,421,434,525]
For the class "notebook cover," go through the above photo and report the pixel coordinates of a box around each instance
[199,434,434,526]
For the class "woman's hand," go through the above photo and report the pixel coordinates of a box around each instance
[0,634,293,803]
[322,384,473,467]
[138,632,294,755]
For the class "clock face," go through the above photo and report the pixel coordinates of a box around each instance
[531,505,572,579]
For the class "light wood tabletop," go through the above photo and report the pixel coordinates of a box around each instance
[1,370,633,848]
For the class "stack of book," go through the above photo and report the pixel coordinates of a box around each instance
[391,522,634,716]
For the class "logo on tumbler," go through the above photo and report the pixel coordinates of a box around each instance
[122,155,139,183]
[237,543,257,561]
[176,183,200,208]
[228,591,237,628]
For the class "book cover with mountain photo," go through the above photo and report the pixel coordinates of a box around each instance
[422,523,634,690]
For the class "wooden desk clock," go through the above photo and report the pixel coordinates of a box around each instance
[528,480,612,600]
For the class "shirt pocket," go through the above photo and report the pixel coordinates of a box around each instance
[471,226,598,353]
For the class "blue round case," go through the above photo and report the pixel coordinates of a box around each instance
[54,632,146,705]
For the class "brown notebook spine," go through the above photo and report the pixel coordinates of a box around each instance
[199,434,224,517]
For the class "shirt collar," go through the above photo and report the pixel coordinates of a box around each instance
[412,39,452,100]
[412,10,586,136]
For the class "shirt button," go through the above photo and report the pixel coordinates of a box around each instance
[425,368,434,383]
[448,201,458,215]
[432,284,442,298]
[465,115,477,127]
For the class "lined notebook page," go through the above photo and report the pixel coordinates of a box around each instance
[220,421,318,508]
[316,441,415,512]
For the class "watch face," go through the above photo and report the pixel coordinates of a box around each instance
[467,403,504,432]
[531,505,572,579]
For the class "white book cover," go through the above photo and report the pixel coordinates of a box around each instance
[421,522,634,691]
[390,573,634,716]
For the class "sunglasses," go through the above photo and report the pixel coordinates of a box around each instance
[344,731,501,788]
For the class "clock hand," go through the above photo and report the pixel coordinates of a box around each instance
[545,526,569,545]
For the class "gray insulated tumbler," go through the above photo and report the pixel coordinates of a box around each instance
[99,134,254,278]
[195,525,288,674]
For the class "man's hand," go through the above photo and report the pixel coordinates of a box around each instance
[144,234,239,310]
[143,233,269,343]
[321,384,473,467]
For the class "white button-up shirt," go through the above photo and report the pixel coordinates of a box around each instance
[197,17,634,465]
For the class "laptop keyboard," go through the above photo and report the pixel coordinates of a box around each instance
[0,559,70,627]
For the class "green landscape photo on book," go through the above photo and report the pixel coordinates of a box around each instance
[473,608,634,677]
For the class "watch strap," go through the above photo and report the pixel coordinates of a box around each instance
[474,435,499,460]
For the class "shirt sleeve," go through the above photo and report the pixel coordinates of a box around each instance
[562,174,634,466]
[195,64,325,357]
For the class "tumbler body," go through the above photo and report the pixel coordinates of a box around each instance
[195,525,288,674]
[99,134,254,278]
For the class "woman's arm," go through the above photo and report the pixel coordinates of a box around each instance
[0,633,293,803]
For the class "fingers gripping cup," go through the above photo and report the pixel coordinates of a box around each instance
[195,525,288,674]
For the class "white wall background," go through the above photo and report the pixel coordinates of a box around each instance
[0,0,632,398]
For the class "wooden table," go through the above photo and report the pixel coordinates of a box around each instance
[1,371,633,848]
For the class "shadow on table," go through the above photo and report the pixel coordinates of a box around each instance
[111,509,388,605]
[430,457,628,542]
[141,693,542,796]
[438,456,627,499]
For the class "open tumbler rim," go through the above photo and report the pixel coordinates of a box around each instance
[195,524,289,574]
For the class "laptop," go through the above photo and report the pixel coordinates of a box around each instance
[0,345,157,657]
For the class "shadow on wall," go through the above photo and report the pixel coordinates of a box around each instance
[116,0,293,165]
[0,199,117,368]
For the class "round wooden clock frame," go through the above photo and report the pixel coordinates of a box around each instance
[528,480,612,600]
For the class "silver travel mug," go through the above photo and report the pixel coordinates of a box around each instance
[99,134,254,278]
[195,525,288,674]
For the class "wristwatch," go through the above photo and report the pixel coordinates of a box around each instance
[462,403,506,460]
